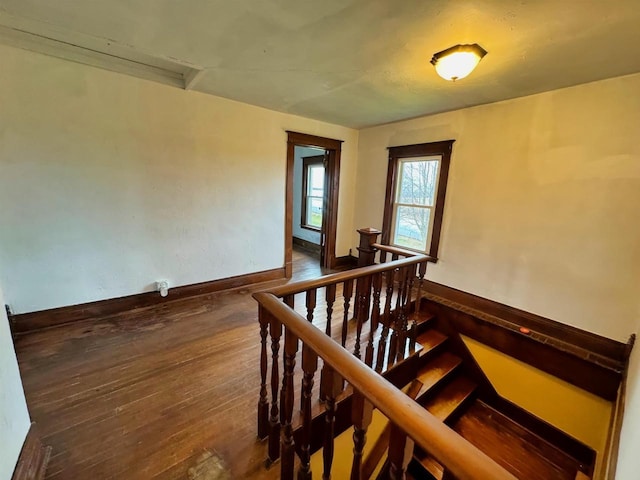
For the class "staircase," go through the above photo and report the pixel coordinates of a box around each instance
[402,307,595,479]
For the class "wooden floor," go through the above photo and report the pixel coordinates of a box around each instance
[14,249,340,480]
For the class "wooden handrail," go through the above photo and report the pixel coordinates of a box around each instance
[253,292,517,480]
[263,254,428,298]
[372,243,428,259]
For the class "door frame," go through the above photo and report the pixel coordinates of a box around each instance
[285,131,342,277]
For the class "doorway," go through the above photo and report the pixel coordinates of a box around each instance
[285,131,342,277]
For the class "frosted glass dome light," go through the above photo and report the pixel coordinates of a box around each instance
[431,44,487,81]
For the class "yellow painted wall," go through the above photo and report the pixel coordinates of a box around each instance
[462,336,612,477]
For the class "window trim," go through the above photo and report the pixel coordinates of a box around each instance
[300,155,325,232]
[381,140,455,261]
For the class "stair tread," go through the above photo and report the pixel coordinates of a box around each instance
[407,310,435,324]
[416,329,447,356]
[416,352,462,396]
[417,455,444,480]
[424,375,477,421]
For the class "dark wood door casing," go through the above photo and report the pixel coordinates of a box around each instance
[286,131,343,276]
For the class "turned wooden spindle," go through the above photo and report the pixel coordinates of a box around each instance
[354,274,371,360]
[258,306,270,439]
[267,315,282,464]
[280,328,299,480]
[365,273,383,367]
[282,295,294,421]
[321,366,343,480]
[319,284,337,402]
[350,391,373,480]
[416,261,428,314]
[341,279,354,348]
[297,344,318,480]
[301,289,317,410]
[395,266,410,361]
[388,422,415,480]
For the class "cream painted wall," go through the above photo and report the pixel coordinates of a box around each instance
[0,44,358,313]
[616,315,640,479]
[0,281,31,479]
[355,73,640,342]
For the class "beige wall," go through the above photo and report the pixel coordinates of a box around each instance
[0,280,31,479]
[355,73,640,342]
[0,44,358,313]
[616,314,640,479]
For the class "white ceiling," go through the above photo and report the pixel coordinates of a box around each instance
[1,0,640,128]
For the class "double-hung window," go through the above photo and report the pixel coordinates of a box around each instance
[382,140,454,259]
[301,156,325,230]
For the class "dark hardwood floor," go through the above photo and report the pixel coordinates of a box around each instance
[14,249,340,480]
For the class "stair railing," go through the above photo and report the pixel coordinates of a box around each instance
[254,291,516,480]
[254,227,516,479]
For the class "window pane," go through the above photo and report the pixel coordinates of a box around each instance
[393,206,430,251]
[309,165,324,196]
[398,159,439,206]
[306,196,323,228]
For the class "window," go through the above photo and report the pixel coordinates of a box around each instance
[301,155,325,230]
[382,140,454,260]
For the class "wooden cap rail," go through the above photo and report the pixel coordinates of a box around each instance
[253,291,517,480]
[263,254,430,298]
[372,242,424,259]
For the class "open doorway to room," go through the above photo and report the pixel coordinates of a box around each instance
[285,131,342,278]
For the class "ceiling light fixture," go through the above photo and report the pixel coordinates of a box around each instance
[431,43,487,81]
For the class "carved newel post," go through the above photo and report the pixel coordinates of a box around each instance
[353,228,381,325]
[356,228,382,267]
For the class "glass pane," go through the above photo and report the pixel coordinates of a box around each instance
[306,196,323,228]
[309,165,325,196]
[393,206,430,251]
[398,159,439,206]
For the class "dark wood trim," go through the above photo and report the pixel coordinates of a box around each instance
[381,140,455,261]
[421,282,627,400]
[12,423,51,480]
[334,255,358,269]
[292,236,321,256]
[286,131,341,274]
[300,155,325,231]
[423,280,629,363]
[10,267,285,334]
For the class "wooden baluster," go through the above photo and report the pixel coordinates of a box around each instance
[258,306,270,439]
[319,284,337,401]
[415,260,428,314]
[395,266,410,361]
[325,284,337,338]
[301,289,317,409]
[388,422,415,480]
[267,315,282,464]
[281,295,294,423]
[406,264,418,354]
[350,391,373,480]
[321,366,343,480]
[341,279,354,348]
[354,275,371,360]
[388,268,401,366]
[378,268,395,371]
[297,344,318,480]
[281,328,299,480]
[305,289,317,324]
[365,272,382,367]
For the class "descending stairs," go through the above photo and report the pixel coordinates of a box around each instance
[401,308,595,480]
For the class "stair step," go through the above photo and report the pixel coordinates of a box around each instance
[416,329,447,357]
[408,310,435,329]
[416,352,462,398]
[417,455,444,480]
[424,375,477,422]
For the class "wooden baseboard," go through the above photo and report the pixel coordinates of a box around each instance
[334,255,358,269]
[422,281,630,400]
[292,236,321,256]
[12,423,51,480]
[10,267,285,334]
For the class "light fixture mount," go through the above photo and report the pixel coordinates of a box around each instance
[431,43,488,81]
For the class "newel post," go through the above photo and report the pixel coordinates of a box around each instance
[354,228,381,324]
[356,228,382,267]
